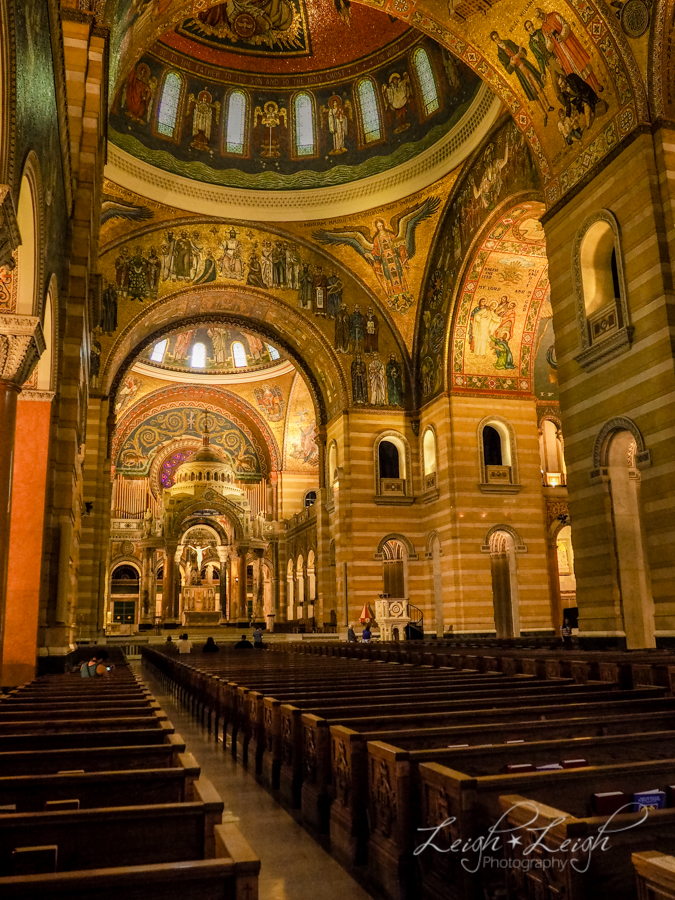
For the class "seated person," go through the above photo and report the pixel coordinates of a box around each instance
[362,626,372,643]
[234,634,253,649]
[80,650,111,677]
[203,636,219,653]
[177,633,193,654]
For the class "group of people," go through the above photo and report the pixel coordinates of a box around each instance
[166,630,265,652]
[347,624,372,643]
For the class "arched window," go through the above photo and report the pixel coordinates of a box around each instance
[16,173,37,315]
[225,90,247,155]
[191,342,206,368]
[539,419,566,487]
[151,339,168,362]
[478,418,519,491]
[412,47,440,117]
[293,92,315,157]
[304,490,317,508]
[157,71,183,138]
[379,441,400,479]
[287,558,295,620]
[232,341,247,367]
[375,433,410,501]
[357,78,382,144]
[422,427,438,494]
[267,344,280,360]
[483,426,503,466]
[573,211,632,369]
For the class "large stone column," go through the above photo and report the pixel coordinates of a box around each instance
[235,547,248,622]
[217,547,228,618]
[0,314,44,679]
[162,542,177,620]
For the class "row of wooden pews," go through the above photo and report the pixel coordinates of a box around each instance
[0,663,259,900]
[144,643,675,900]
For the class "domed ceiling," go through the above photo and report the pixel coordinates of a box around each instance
[109,0,484,192]
[137,325,285,374]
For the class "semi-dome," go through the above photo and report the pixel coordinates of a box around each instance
[107,0,495,217]
[167,429,246,505]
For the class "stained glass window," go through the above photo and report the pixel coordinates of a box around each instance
[267,344,280,360]
[357,79,381,143]
[413,48,439,116]
[294,93,314,156]
[226,91,247,154]
[157,72,182,137]
[232,341,247,367]
[151,339,167,362]
[191,342,206,368]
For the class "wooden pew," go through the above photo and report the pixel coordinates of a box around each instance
[0,711,168,734]
[364,731,675,900]
[415,758,675,900]
[633,850,675,899]
[0,721,176,753]
[0,738,187,775]
[0,753,200,812]
[500,800,675,900]
[273,686,662,809]
[0,841,257,900]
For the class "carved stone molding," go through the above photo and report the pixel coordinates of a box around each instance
[19,389,55,402]
[0,314,45,384]
[0,186,20,271]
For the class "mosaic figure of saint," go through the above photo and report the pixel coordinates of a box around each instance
[254,101,287,159]
[364,307,379,354]
[535,7,603,95]
[368,354,387,405]
[128,246,149,300]
[386,354,404,407]
[246,244,267,288]
[313,266,328,316]
[321,94,352,154]
[326,271,343,319]
[123,62,156,123]
[218,229,243,279]
[351,354,368,404]
[146,247,161,296]
[186,89,220,151]
[491,31,554,125]
[298,263,313,309]
[349,304,364,352]
[382,71,414,133]
[335,303,351,353]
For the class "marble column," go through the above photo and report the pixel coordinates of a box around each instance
[237,548,248,621]
[162,542,177,620]
[217,547,228,618]
[0,312,44,678]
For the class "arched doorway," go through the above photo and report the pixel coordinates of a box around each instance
[109,563,140,632]
[489,530,519,638]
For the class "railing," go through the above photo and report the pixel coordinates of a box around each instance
[406,604,424,641]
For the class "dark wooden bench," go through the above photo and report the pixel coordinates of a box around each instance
[0,752,200,812]
[0,738,187,775]
[0,721,175,752]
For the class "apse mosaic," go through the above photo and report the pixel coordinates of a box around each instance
[138,326,283,372]
[115,406,262,479]
[108,37,480,190]
[416,119,542,399]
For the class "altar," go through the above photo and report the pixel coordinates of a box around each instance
[182,585,221,626]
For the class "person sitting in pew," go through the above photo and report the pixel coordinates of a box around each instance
[253,627,263,650]
[362,626,372,643]
[203,637,219,653]
[177,633,193,654]
[347,625,357,642]
[80,650,111,678]
[234,635,253,649]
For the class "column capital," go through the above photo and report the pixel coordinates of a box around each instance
[0,314,45,386]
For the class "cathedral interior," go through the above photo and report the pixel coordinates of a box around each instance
[1,0,675,893]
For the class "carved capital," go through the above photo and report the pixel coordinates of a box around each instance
[0,315,45,385]
[0,187,20,272]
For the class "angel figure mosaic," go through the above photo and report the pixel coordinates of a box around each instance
[314,196,440,313]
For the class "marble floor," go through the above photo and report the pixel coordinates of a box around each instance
[137,663,375,900]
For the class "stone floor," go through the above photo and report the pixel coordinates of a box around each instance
[136,662,374,900]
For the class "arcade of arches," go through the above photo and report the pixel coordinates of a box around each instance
[1,0,675,686]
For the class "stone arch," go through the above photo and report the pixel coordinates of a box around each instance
[166,495,245,543]
[477,414,520,486]
[110,558,142,577]
[15,151,44,317]
[593,416,650,470]
[481,524,527,553]
[101,285,350,424]
[374,533,418,561]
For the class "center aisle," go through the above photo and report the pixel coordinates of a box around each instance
[136,661,375,900]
